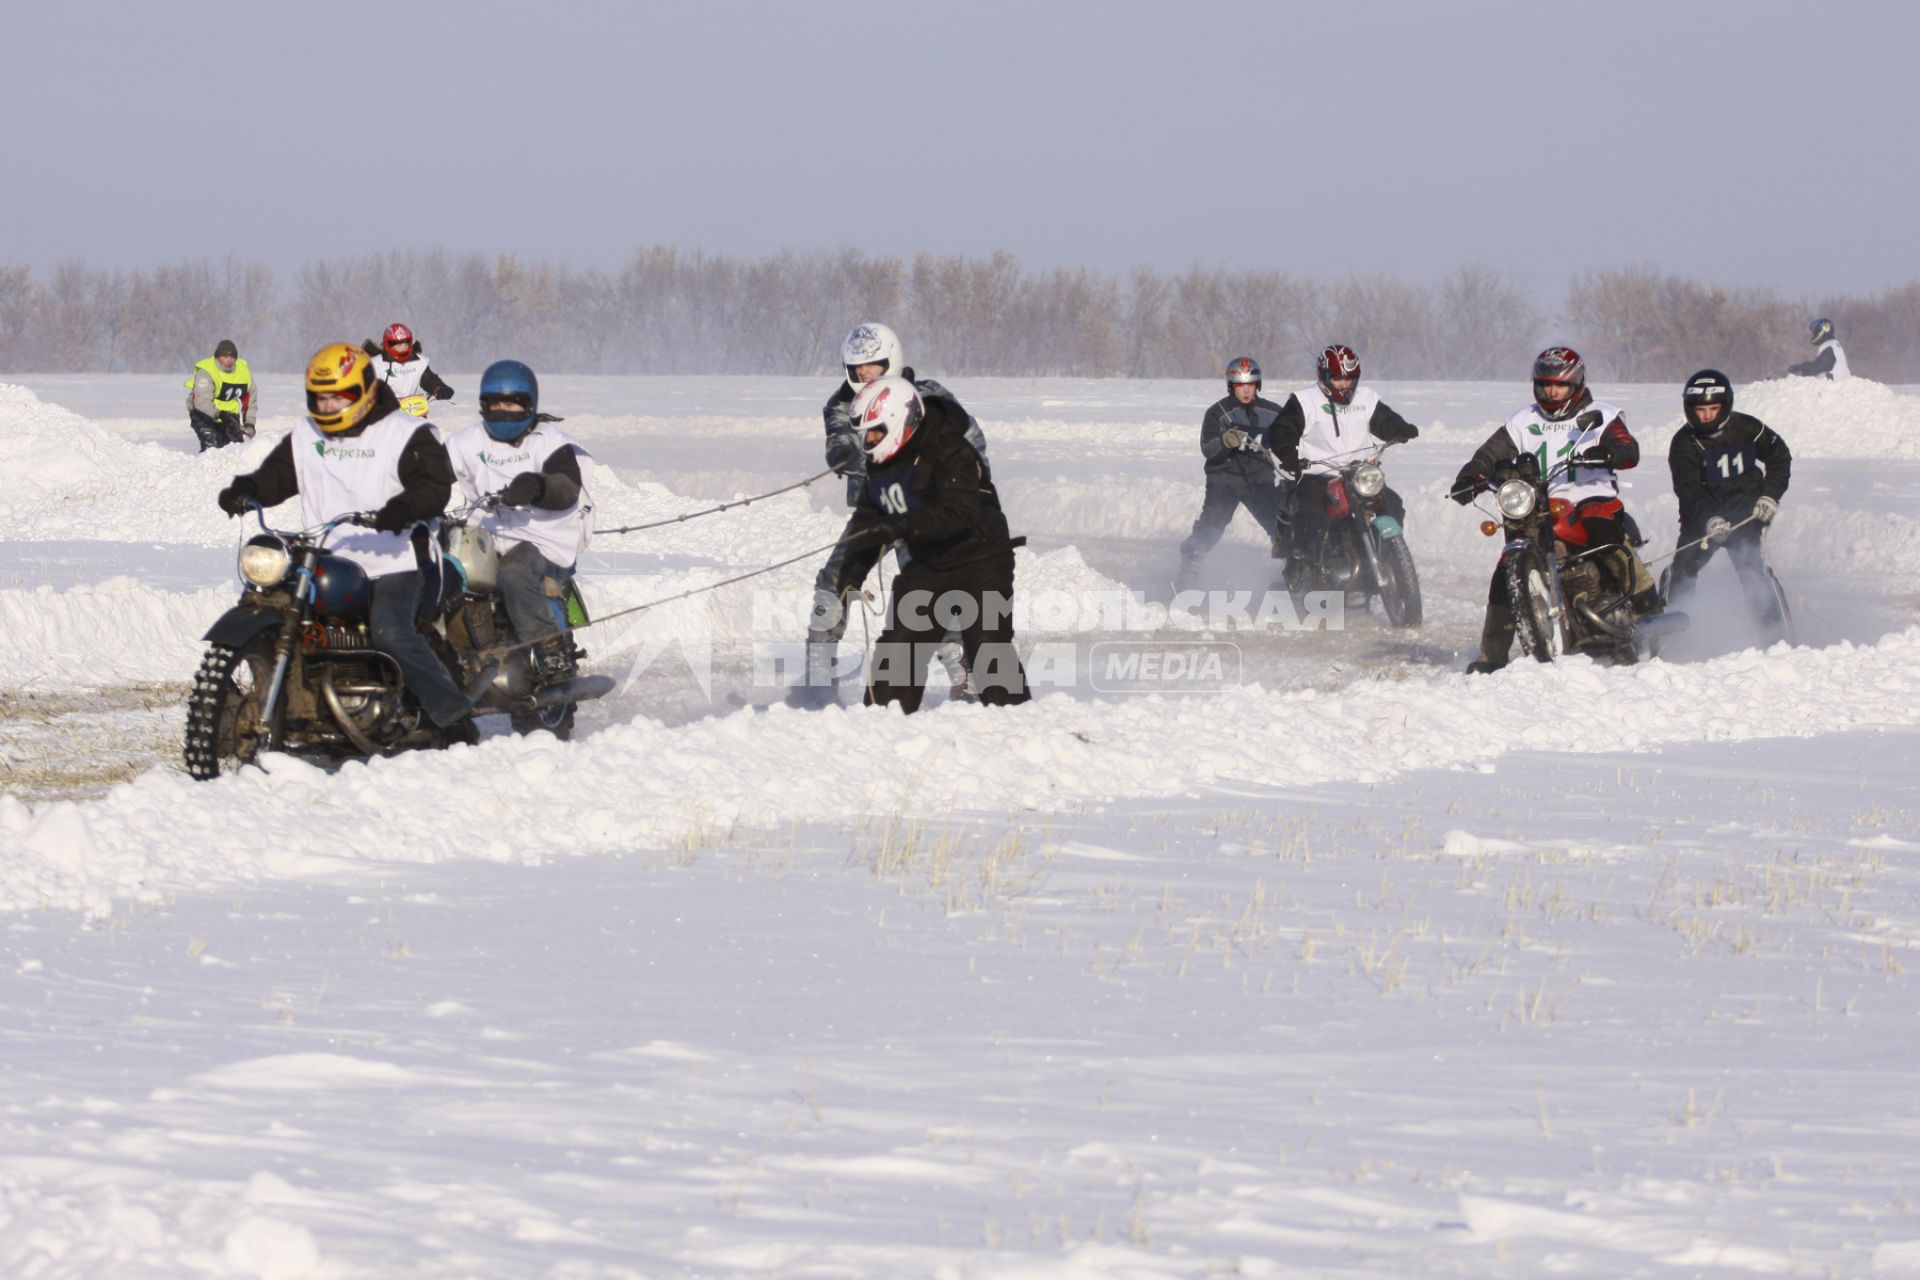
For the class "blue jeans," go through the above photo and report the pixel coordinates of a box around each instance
[498,541,570,644]
[369,569,470,728]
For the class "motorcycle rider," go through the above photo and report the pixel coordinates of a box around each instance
[1451,346,1659,673]
[791,321,987,707]
[1176,357,1282,589]
[1786,317,1851,380]
[1665,369,1792,630]
[361,323,456,409]
[215,341,482,739]
[1268,343,1419,586]
[443,360,593,678]
[838,375,1028,714]
[185,338,257,451]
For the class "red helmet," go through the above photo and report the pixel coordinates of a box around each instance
[1531,346,1588,421]
[1316,344,1361,405]
[382,323,416,361]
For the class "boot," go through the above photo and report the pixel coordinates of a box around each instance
[785,638,840,709]
[1466,604,1515,674]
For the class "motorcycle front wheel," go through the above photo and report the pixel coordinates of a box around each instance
[183,638,275,780]
[1373,533,1423,629]
[1507,544,1565,663]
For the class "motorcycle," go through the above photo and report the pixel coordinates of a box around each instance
[1283,446,1422,628]
[1473,455,1685,664]
[183,503,603,780]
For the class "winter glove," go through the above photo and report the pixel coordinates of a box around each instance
[501,472,546,508]
[432,385,454,401]
[361,339,381,357]
[370,501,416,534]
[1220,428,1248,451]
[872,519,908,545]
[1574,445,1615,468]
[217,476,257,517]
[1703,516,1733,545]
[1752,496,1779,525]
[1397,424,1420,441]
[825,437,863,476]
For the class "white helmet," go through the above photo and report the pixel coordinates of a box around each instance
[841,322,903,392]
[852,375,923,465]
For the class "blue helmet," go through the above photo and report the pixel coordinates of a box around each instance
[479,359,539,442]
[1809,318,1834,346]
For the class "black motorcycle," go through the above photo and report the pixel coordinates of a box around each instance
[1283,447,1422,628]
[184,505,603,780]
[1473,456,1684,664]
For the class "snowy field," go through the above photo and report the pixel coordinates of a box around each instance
[1,373,1917,1277]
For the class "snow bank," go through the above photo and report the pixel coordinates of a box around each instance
[5,627,1918,915]
[1673,375,1920,461]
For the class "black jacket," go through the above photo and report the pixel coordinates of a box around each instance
[845,395,1012,577]
[1199,394,1282,478]
[243,384,455,528]
[1668,411,1790,531]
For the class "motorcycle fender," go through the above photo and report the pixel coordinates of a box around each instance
[203,604,284,648]
[1370,514,1404,540]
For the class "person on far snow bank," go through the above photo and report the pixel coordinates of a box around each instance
[185,338,256,451]
[1664,369,1792,633]
[1176,357,1282,590]
[362,323,455,412]
[1786,317,1850,380]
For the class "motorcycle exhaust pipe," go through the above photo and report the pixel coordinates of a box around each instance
[1575,599,1634,641]
[1632,611,1690,642]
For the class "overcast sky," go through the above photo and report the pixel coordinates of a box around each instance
[6,0,1913,303]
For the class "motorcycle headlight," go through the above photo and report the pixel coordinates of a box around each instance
[238,539,292,587]
[1496,479,1538,519]
[1351,463,1385,498]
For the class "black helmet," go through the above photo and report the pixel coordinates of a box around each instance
[213,338,238,359]
[1681,369,1734,430]
[1810,318,1834,346]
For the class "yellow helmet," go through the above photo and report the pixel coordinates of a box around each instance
[304,341,377,433]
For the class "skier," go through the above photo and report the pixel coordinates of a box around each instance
[838,375,1028,714]
[184,338,256,451]
[1176,357,1282,590]
[1451,346,1659,673]
[790,321,986,707]
[1786,318,1850,380]
[443,360,593,677]
[361,323,456,412]
[215,341,482,741]
[1665,369,1792,632]
[1268,343,1419,586]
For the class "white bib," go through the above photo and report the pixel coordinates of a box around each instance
[1817,339,1851,380]
[1290,384,1383,476]
[446,422,594,568]
[1501,398,1626,506]
[289,414,435,577]
[371,352,433,399]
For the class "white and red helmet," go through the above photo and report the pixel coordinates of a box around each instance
[1531,346,1589,421]
[1224,356,1261,390]
[1316,343,1361,405]
[852,375,924,465]
[382,323,416,361]
[841,322,904,393]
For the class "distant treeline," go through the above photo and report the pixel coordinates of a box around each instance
[1,250,1914,384]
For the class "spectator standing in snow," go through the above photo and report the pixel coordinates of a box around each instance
[184,338,256,451]
[1665,369,1792,633]
[1786,317,1850,380]
[361,323,455,413]
[1176,357,1283,590]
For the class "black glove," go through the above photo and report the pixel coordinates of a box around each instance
[501,472,546,507]
[1450,478,1482,506]
[217,476,257,517]
[361,339,381,357]
[826,438,863,476]
[432,385,454,401]
[1575,446,1614,468]
[1398,424,1420,441]
[873,519,908,544]
[370,501,415,534]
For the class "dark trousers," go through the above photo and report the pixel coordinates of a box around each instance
[1180,469,1280,561]
[190,410,248,451]
[369,569,470,728]
[866,556,1029,714]
[1668,523,1781,625]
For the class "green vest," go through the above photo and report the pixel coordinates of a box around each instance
[187,356,252,416]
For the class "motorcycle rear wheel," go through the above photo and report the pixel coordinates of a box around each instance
[511,701,576,741]
[183,639,274,780]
